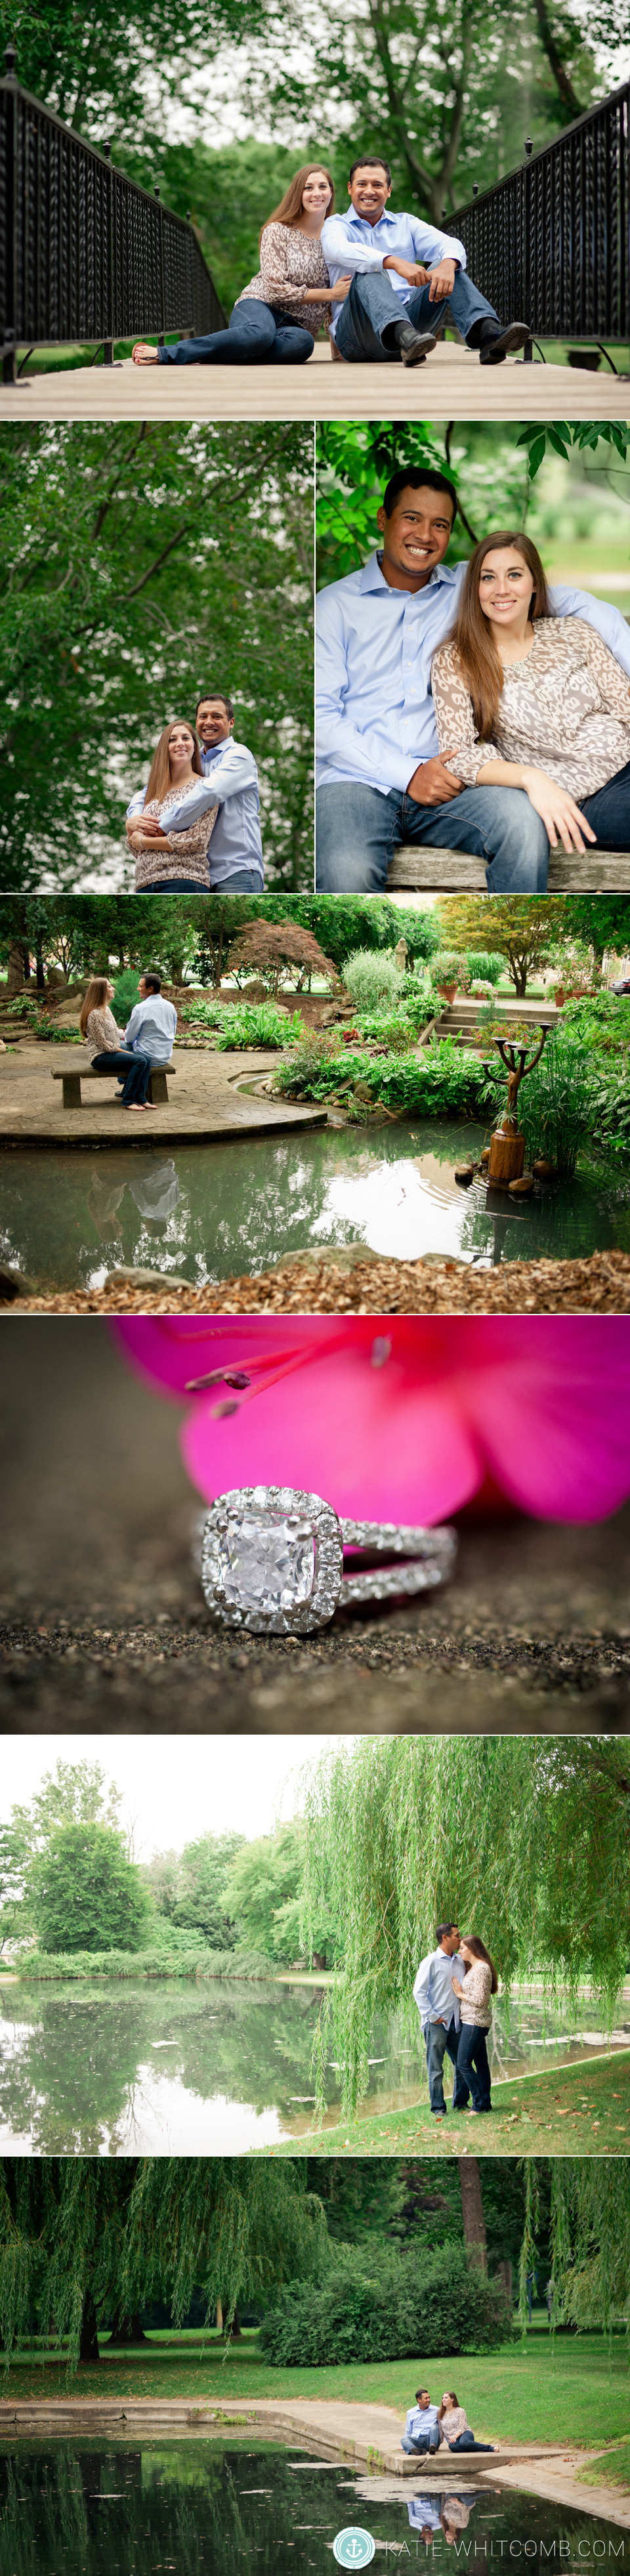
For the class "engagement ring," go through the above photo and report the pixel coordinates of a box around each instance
[200,1486,457,1634]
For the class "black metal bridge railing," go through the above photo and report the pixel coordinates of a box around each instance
[450,80,630,353]
[0,46,226,381]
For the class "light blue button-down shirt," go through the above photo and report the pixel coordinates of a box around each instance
[316,550,630,797]
[413,1945,461,2031]
[127,738,264,884]
[321,205,467,339]
[406,2403,442,2443]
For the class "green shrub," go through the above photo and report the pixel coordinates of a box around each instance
[343,949,406,1011]
[260,2246,513,2367]
[275,1038,496,1121]
[214,1002,304,1051]
[465,950,504,987]
[112,967,142,1023]
[561,993,630,1059]
[429,952,471,992]
[17,1943,274,1981]
[515,1035,600,1175]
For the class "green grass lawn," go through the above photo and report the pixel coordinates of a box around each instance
[1,2331,628,2451]
[578,2439,630,2491]
[278,2051,630,2161]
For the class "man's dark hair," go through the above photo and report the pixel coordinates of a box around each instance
[196,690,234,720]
[416,2389,430,2403]
[383,466,457,524]
[349,154,392,186]
[436,1922,457,1943]
[142,973,161,994]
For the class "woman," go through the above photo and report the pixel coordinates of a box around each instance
[79,979,152,1110]
[452,1934,497,2114]
[126,720,218,893]
[438,2393,495,2455]
[132,165,351,368]
[430,531,630,859]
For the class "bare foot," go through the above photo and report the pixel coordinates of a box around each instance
[124,1101,150,1110]
[132,343,159,365]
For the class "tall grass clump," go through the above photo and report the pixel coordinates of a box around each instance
[514,1036,599,1175]
[343,949,405,1011]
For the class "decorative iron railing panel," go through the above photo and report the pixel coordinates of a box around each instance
[0,54,226,373]
[450,82,630,343]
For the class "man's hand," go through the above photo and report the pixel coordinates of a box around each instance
[383,255,428,286]
[407,755,465,805]
[427,258,457,301]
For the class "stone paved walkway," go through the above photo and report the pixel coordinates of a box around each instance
[0,1045,326,1147]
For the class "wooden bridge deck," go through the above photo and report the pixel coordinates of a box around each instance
[2,340,628,422]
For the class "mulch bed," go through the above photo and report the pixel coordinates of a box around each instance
[4,1248,630,1314]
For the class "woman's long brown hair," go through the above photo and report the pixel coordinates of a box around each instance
[261,163,335,243]
[461,1934,498,1994]
[143,721,201,810]
[80,977,111,1037]
[444,532,553,740]
[438,2394,459,2420]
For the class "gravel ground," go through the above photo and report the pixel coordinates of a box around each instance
[4,1248,630,1314]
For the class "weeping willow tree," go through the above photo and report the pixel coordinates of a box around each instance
[520,2160,630,2341]
[0,2158,327,2371]
[300,1737,630,2115]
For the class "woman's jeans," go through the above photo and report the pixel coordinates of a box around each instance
[158,301,314,366]
[90,1049,152,1106]
[315,780,549,891]
[141,872,262,894]
[579,756,630,850]
[456,2025,492,2113]
[448,2432,495,2453]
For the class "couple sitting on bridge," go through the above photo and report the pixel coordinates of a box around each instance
[131,158,529,373]
[402,2388,495,2460]
[315,467,630,891]
[125,692,264,894]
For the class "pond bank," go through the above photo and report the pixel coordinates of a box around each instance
[6,1246,630,1313]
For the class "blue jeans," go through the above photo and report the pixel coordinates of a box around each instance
[158,301,314,366]
[401,2433,440,2455]
[579,756,630,851]
[425,2016,469,2115]
[211,870,264,891]
[335,266,497,362]
[448,2432,495,2453]
[90,1049,152,1105]
[140,876,207,893]
[455,2024,492,2113]
[315,780,549,891]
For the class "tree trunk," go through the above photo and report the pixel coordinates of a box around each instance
[216,2297,223,2331]
[35,945,45,990]
[79,2293,100,2363]
[458,2157,488,2273]
[7,944,26,996]
[531,0,583,119]
[495,2258,513,2304]
[108,2306,147,2344]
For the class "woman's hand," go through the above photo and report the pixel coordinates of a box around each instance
[329,274,353,301]
[519,767,597,853]
[452,1976,464,1995]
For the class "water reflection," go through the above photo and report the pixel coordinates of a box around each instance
[0,2444,623,2576]
[2,1125,630,1290]
[0,1975,626,2157]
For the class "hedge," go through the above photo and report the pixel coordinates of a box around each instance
[260,2247,513,2367]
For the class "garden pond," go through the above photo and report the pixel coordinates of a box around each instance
[0,2439,624,2575]
[0,1975,628,2155]
[3,1124,630,1288]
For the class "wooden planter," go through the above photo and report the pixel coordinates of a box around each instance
[488,1120,526,1186]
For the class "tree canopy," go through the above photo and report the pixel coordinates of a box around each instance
[142,1831,244,1948]
[301,1736,630,2115]
[0,421,312,892]
[435,896,568,993]
[28,1821,150,1956]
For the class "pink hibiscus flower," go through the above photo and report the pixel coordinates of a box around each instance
[112,1317,630,1527]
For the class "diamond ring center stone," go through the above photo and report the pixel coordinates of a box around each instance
[219,1509,316,1613]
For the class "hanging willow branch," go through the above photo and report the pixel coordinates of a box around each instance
[299,1738,630,2117]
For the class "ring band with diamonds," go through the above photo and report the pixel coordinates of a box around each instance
[200,1486,457,1634]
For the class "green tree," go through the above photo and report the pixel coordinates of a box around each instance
[0,421,313,893]
[221,1823,339,1966]
[562,897,630,961]
[301,1737,630,2115]
[29,1821,151,1955]
[0,0,264,161]
[0,1758,129,1951]
[144,1831,245,1947]
[436,895,567,994]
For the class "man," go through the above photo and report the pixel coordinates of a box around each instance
[126,692,264,891]
[413,1920,468,2120]
[321,158,529,368]
[124,974,177,1065]
[316,466,630,891]
[401,2390,442,2456]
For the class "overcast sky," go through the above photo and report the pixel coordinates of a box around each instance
[0,1736,346,1860]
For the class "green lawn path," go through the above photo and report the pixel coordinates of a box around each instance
[1,2332,629,2454]
[275,2049,630,2159]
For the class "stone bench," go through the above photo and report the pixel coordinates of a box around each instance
[387,849,630,891]
[51,1061,175,1109]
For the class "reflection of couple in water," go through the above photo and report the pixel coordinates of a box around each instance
[125,693,264,895]
[131,157,529,373]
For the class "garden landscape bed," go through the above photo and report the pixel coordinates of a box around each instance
[6,1248,630,1313]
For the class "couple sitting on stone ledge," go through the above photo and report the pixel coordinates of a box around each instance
[125,691,264,894]
[79,973,177,1109]
[402,2388,495,2460]
[315,467,630,891]
[131,157,529,372]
